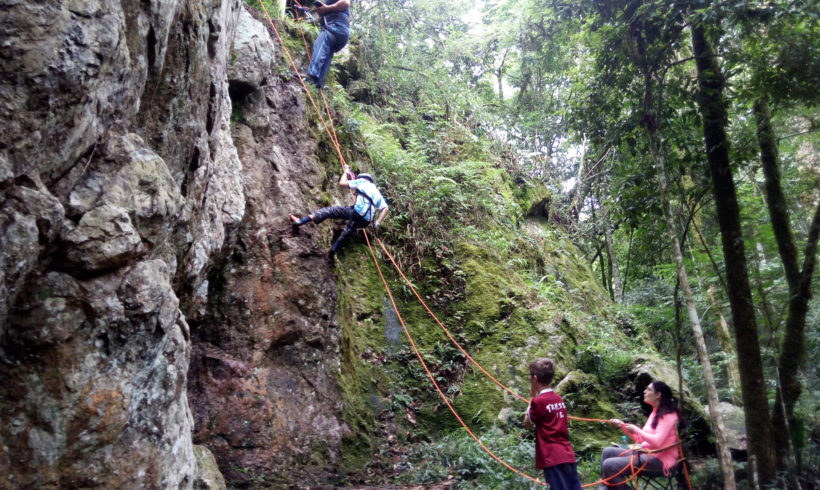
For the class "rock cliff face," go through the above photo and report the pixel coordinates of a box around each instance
[0,1,346,487]
[186,7,352,485]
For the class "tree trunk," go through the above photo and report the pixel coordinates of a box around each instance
[599,183,622,302]
[600,154,623,303]
[750,239,777,333]
[590,199,613,297]
[623,227,634,295]
[755,98,800,291]
[600,249,611,298]
[755,97,820,468]
[680,199,741,399]
[683,203,741,402]
[604,214,623,302]
[692,217,727,293]
[691,23,777,484]
[652,134,737,490]
[496,67,504,103]
[775,203,820,468]
[706,284,741,402]
[674,284,684,405]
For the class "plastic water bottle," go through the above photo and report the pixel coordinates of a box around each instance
[621,435,629,449]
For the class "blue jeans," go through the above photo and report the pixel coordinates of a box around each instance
[306,14,349,88]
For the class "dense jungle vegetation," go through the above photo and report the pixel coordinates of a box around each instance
[249,0,818,487]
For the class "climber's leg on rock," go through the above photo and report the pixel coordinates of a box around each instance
[291,206,369,255]
[309,206,355,224]
[290,214,312,226]
[291,205,350,226]
[329,211,370,254]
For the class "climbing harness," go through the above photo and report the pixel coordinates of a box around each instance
[355,189,376,222]
[256,5,693,488]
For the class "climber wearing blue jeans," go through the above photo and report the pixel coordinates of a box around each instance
[304,0,350,89]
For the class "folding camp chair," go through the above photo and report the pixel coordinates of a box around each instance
[636,426,691,490]
[636,458,688,489]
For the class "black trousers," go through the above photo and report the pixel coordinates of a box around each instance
[312,206,370,252]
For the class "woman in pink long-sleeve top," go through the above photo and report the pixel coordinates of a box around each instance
[598,381,681,489]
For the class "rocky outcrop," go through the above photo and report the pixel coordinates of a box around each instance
[186,8,351,485]
[0,0,246,487]
[1,0,357,484]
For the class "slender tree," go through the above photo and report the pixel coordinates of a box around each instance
[647,109,738,490]
[617,2,738,484]
[690,20,777,484]
[681,198,742,401]
[755,98,820,468]
[706,284,741,402]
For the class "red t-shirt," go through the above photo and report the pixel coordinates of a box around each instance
[528,389,577,468]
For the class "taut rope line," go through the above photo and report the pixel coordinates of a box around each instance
[362,230,547,486]
[256,6,691,488]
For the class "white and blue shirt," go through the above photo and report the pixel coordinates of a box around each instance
[349,178,387,221]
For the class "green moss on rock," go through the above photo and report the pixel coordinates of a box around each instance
[314,80,706,486]
[535,371,621,455]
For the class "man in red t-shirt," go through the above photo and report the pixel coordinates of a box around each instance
[524,358,582,490]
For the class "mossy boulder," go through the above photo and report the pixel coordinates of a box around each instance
[628,354,701,411]
[515,178,553,219]
[555,371,623,454]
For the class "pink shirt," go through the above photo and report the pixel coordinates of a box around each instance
[622,409,679,473]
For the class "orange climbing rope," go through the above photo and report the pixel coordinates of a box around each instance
[257,4,348,168]
[361,230,547,486]
[256,5,692,489]
[288,0,313,62]
[372,234,646,421]
[371,236,530,403]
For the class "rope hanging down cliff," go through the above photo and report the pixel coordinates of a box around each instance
[256,6,692,488]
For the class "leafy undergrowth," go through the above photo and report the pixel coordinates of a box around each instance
[387,428,603,489]
[253,21,717,489]
[327,101,688,487]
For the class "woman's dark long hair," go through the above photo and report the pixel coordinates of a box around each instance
[651,381,682,429]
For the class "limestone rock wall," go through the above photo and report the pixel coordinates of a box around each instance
[0,0,344,487]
